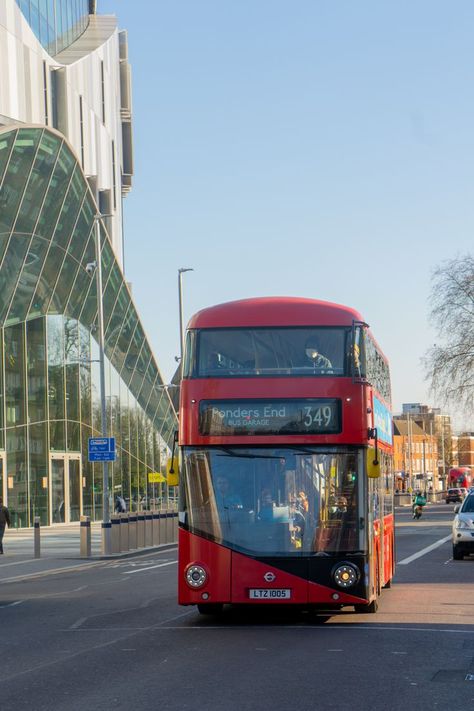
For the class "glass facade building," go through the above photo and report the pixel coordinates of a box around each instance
[0,125,177,527]
[15,0,90,56]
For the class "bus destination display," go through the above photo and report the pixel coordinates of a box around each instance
[199,399,341,436]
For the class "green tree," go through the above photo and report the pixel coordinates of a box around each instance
[424,254,474,412]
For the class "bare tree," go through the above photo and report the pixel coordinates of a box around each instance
[424,254,474,412]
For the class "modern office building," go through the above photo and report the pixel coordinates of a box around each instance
[0,1,177,527]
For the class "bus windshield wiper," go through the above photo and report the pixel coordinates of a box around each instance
[216,447,282,460]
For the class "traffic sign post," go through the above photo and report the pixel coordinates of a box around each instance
[88,437,116,462]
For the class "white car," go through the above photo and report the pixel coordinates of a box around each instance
[452,494,474,560]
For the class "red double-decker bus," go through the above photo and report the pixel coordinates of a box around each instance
[177,297,394,617]
[448,468,472,489]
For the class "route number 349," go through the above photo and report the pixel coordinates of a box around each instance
[303,406,333,428]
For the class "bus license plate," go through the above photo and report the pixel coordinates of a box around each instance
[249,588,291,599]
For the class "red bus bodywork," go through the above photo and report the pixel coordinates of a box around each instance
[178,297,394,614]
[448,468,472,488]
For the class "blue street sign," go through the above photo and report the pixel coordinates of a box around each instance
[88,437,116,462]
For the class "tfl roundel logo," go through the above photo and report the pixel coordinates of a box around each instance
[264,572,276,582]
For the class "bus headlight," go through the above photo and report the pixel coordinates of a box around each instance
[185,564,208,589]
[332,563,359,588]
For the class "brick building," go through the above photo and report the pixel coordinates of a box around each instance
[458,433,474,468]
[393,418,439,492]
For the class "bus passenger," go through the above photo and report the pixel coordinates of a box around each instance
[290,494,306,548]
[304,337,333,371]
[330,496,348,520]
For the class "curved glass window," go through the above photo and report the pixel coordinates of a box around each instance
[15,0,89,56]
[0,125,177,526]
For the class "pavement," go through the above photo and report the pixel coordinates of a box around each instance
[0,521,176,583]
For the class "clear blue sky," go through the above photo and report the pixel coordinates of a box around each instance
[100,1,473,427]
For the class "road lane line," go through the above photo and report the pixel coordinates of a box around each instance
[151,625,474,634]
[0,547,178,583]
[122,561,177,575]
[0,560,107,583]
[0,559,37,568]
[397,535,451,565]
[70,617,87,629]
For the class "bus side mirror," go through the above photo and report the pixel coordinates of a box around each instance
[167,457,179,487]
[367,448,381,478]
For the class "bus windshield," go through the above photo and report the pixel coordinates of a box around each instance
[181,446,364,556]
[193,327,349,377]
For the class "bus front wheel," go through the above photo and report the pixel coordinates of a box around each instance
[197,603,223,615]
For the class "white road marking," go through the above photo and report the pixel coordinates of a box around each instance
[122,561,177,575]
[0,547,178,584]
[0,560,106,583]
[0,600,24,609]
[0,558,37,567]
[397,535,451,565]
[153,625,474,634]
[70,617,87,629]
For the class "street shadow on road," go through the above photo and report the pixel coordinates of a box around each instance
[190,605,358,627]
[189,603,474,632]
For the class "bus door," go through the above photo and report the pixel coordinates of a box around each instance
[307,450,368,604]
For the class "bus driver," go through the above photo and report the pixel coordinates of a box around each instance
[214,476,242,512]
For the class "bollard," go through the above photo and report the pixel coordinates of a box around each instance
[111,514,121,554]
[172,509,178,542]
[34,516,41,558]
[152,512,160,546]
[142,511,148,548]
[145,512,153,547]
[128,512,137,549]
[166,510,173,544]
[162,510,168,544]
[137,512,145,548]
[80,515,91,558]
[120,512,129,552]
[159,510,167,544]
[168,511,174,543]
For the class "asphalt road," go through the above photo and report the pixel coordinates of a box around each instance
[1,504,473,711]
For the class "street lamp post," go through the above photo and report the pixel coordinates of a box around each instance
[407,412,413,492]
[90,214,113,555]
[178,268,193,366]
